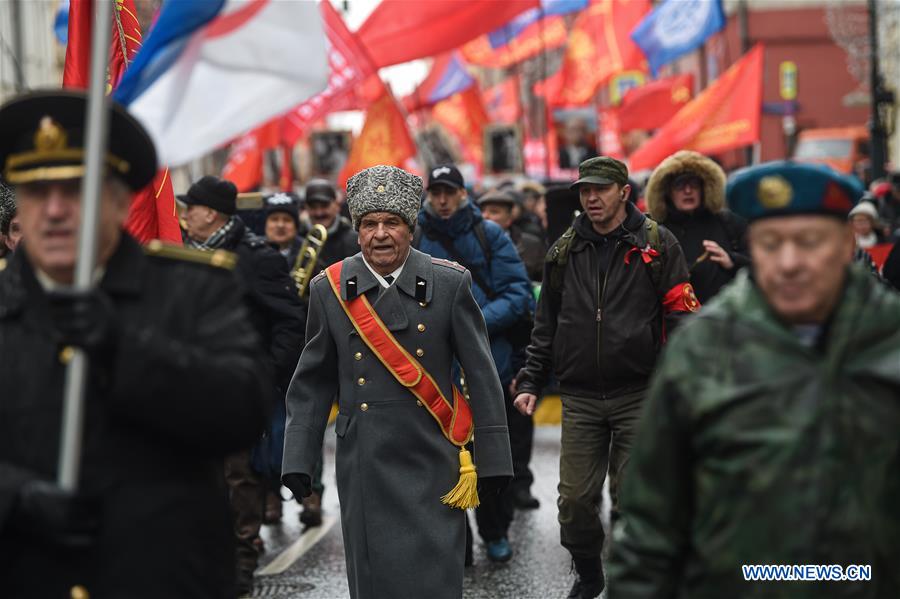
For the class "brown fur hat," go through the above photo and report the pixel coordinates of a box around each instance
[644,151,726,222]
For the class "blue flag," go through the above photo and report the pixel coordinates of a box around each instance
[631,0,725,76]
[487,0,588,49]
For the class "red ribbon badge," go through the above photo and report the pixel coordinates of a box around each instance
[624,244,660,265]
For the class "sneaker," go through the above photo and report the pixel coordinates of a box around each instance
[511,487,540,510]
[486,537,513,563]
[299,492,323,527]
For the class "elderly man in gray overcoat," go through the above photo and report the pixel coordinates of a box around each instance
[282,165,513,599]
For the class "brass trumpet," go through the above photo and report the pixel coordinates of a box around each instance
[292,224,328,298]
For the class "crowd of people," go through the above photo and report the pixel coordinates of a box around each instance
[2,88,900,599]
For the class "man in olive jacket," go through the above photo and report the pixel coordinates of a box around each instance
[609,161,900,598]
[282,165,513,599]
[514,157,696,599]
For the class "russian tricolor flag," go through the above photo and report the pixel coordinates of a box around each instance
[115,0,328,166]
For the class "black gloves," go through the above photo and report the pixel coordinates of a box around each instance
[13,480,100,548]
[283,473,312,500]
[47,289,119,356]
[478,475,512,497]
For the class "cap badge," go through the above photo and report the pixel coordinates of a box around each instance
[757,175,793,209]
[267,193,293,205]
[377,185,385,193]
[34,116,67,153]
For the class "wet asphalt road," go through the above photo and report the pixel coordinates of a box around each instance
[252,425,611,599]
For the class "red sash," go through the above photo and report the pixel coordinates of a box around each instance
[325,262,474,447]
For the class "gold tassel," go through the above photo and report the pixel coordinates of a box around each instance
[441,448,480,509]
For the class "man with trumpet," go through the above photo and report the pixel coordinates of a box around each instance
[262,179,358,527]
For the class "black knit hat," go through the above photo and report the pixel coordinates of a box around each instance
[182,175,237,215]
[265,192,300,228]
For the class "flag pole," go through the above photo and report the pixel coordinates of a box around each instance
[58,0,114,491]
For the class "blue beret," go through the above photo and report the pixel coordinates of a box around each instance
[726,161,863,222]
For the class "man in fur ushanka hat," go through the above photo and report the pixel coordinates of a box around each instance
[282,165,513,599]
[644,150,750,303]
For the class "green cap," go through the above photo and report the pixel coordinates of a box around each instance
[570,156,629,190]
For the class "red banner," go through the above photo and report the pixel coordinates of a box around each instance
[628,44,764,172]
[461,15,568,69]
[617,74,693,133]
[597,108,625,160]
[63,0,180,244]
[282,1,378,146]
[357,0,538,68]
[483,77,522,124]
[546,0,650,107]
[337,88,417,189]
[866,243,893,269]
[221,117,283,192]
[433,86,490,166]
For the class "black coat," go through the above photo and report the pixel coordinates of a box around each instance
[222,218,306,391]
[662,208,749,304]
[0,235,271,598]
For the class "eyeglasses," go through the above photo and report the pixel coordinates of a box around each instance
[672,178,703,192]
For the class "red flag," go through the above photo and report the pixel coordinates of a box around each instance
[63,0,180,244]
[597,108,625,159]
[433,86,490,166]
[629,45,764,172]
[547,0,650,107]
[282,1,378,146]
[62,0,92,87]
[337,88,417,189]
[221,118,283,192]
[483,77,522,124]
[222,135,263,192]
[533,69,564,101]
[461,15,568,69]
[279,146,293,192]
[357,0,538,68]
[616,74,694,133]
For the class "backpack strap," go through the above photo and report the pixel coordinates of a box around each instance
[547,226,577,293]
[473,221,492,266]
[644,218,664,293]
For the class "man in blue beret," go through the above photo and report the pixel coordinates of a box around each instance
[608,161,900,598]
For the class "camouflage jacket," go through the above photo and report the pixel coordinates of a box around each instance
[608,265,900,598]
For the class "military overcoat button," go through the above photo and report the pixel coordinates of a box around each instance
[360,403,369,411]
[70,586,89,599]
[417,323,426,332]
[419,302,427,307]
[354,352,362,360]
[416,400,423,407]
[357,377,366,386]
[59,346,75,364]
[416,348,424,357]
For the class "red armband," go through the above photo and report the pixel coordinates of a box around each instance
[663,282,700,314]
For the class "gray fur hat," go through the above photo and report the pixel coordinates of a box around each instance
[0,182,15,236]
[346,165,422,230]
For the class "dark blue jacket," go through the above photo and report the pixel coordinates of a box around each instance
[416,200,533,384]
